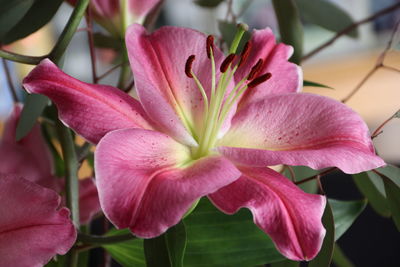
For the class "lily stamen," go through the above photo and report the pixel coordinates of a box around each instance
[247,58,264,80]
[238,41,252,67]
[185,55,196,78]
[248,73,272,88]
[206,35,214,59]
[220,54,237,73]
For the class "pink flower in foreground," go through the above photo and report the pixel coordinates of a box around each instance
[23,25,385,260]
[68,0,162,36]
[0,105,101,224]
[0,174,76,267]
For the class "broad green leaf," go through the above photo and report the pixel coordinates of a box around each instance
[332,244,355,267]
[308,201,334,267]
[183,198,283,266]
[366,171,386,196]
[218,21,251,52]
[0,0,34,41]
[103,229,145,267]
[383,178,400,231]
[194,0,224,8]
[16,94,49,141]
[296,0,358,38]
[104,198,284,267]
[303,80,333,89]
[374,165,400,231]
[272,0,303,64]
[2,0,63,44]
[271,260,299,267]
[144,221,187,267]
[375,165,400,187]
[352,172,390,217]
[329,199,367,241]
[282,165,318,193]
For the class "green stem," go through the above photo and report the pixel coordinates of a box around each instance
[0,49,44,65]
[117,46,130,89]
[55,118,80,229]
[78,232,136,245]
[49,0,90,63]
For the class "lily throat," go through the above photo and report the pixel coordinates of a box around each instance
[183,24,272,159]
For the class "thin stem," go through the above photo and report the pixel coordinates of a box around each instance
[2,58,18,102]
[341,19,400,103]
[98,62,126,81]
[55,118,80,229]
[77,232,136,245]
[295,167,337,185]
[371,110,400,139]
[123,79,135,93]
[49,0,90,63]
[86,8,98,83]
[117,47,130,89]
[302,2,400,61]
[0,49,44,65]
[341,67,378,103]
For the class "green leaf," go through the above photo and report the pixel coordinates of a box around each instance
[375,165,400,187]
[218,21,251,52]
[282,165,318,193]
[103,229,145,267]
[308,201,334,267]
[104,198,284,267]
[296,0,358,38]
[383,178,400,231]
[0,0,34,41]
[144,221,187,267]
[2,0,63,44]
[329,199,367,241]
[16,94,49,141]
[183,198,283,266]
[194,0,224,8]
[271,260,299,267]
[373,165,400,231]
[272,0,303,64]
[303,80,333,89]
[332,244,355,267]
[352,172,391,217]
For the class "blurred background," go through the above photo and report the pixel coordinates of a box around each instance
[1,0,399,266]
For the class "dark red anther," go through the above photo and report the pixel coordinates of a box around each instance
[247,58,263,80]
[220,54,236,73]
[247,73,272,88]
[238,41,252,67]
[206,35,214,59]
[185,55,196,78]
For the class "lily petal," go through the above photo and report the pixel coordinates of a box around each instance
[0,174,76,267]
[23,59,153,144]
[126,24,228,146]
[0,105,58,188]
[218,93,385,173]
[209,167,326,261]
[95,128,241,238]
[235,28,302,108]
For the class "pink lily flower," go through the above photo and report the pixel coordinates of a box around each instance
[68,0,162,36]
[0,174,76,267]
[0,105,101,224]
[23,25,385,261]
